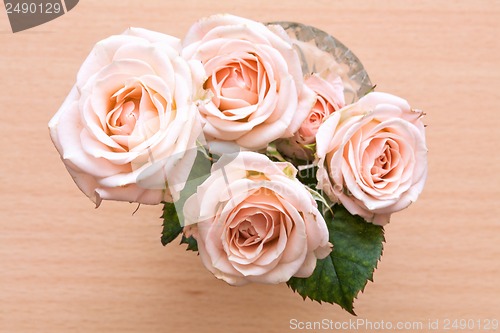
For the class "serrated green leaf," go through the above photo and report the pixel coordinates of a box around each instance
[161,202,199,252]
[161,146,213,247]
[287,204,384,315]
[161,202,183,246]
[180,235,198,252]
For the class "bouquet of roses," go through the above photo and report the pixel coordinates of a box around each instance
[48,14,427,314]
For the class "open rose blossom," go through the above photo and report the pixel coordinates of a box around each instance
[181,14,316,153]
[277,73,345,160]
[316,92,428,225]
[49,28,206,206]
[183,152,331,285]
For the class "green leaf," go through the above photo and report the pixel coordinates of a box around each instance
[161,202,199,252]
[180,235,198,252]
[161,146,212,249]
[170,146,213,223]
[161,202,183,246]
[287,204,384,315]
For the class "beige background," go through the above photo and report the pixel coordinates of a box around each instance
[1,1,499,332]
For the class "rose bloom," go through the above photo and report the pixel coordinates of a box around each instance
[181,14,315,153]
[277,73,345,160]
[316,92,428,225]
[183,152,331,285]
[49,28,206,206]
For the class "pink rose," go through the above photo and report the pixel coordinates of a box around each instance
[316,92,428,225]
[49,28,206,206]
[300,74,345,142]
[277,73,345,160]
[181,14,315,152]
[183,152,331,285]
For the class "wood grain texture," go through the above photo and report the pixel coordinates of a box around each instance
[1,1,499,332]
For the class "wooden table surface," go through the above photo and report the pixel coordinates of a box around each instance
[1,1,499,332]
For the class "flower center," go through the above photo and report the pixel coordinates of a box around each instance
[298,94,336,142]
[237,220,260,246]
[205,54,270,120]
[369,138,401,183]
[104,79,162,151]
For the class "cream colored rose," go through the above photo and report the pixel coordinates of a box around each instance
[183,152,331,285]
[181,14,315,152]
[49,28,206,206]
[277,73,345,160]
[316,92,428,225]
